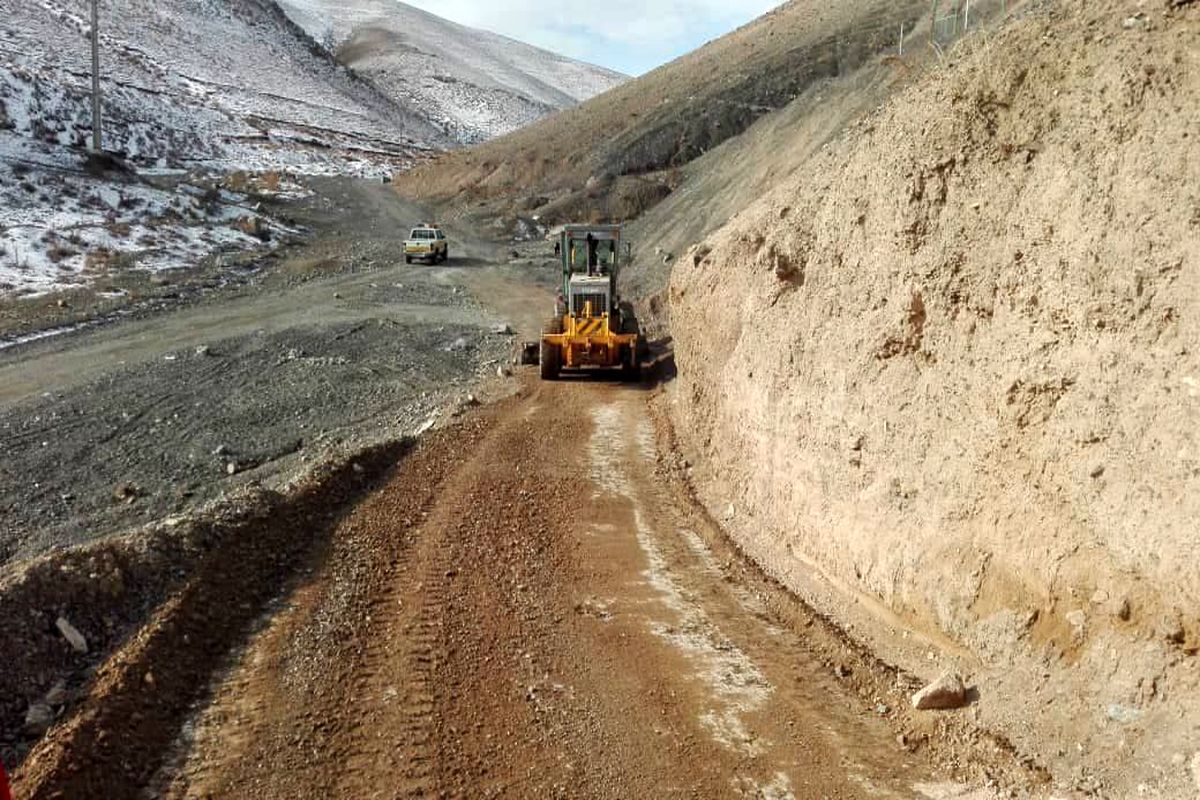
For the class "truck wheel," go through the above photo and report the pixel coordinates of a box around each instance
[405,255,412,264]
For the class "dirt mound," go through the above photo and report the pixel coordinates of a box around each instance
[0,441,406,782]
[668,0,1199,795]
[392,0,932,225]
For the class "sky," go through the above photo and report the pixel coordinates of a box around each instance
[401,0,784,76]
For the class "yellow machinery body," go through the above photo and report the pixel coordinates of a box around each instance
[538,224,642,380]
[544,301,638,370]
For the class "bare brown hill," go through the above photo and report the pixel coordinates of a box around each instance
[669,0,1200,795]
[392,0,933,224]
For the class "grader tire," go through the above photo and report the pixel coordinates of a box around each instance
[621,346,641,382]
[619,301,651,361]
[539,340,560,380]
[540,318,563,380]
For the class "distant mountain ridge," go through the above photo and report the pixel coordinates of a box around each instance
[277,0,628,143]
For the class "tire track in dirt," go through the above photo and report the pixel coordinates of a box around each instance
[153,422,491,800]
[14,376,1041,798]
[11,442,412,800]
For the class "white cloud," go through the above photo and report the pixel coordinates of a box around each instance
[402,0,782,74]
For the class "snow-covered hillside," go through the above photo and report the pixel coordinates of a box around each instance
[0,0,448,298]
[278,0,628,143]
[0,0,623,298]
[2,0,448,173]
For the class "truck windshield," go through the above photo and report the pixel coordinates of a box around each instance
[410,230,435,239]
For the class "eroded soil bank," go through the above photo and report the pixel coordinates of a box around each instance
[667,2,1200,795]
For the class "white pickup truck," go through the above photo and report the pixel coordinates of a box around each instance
[404,224,448,264]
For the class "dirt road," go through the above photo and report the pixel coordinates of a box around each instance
[0,177,553,566]
[12,373,1024,799]
[2,175,1039,797]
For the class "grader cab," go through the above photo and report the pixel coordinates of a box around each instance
[538,224,641,381]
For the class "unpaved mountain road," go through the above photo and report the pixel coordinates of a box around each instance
[14,375,1034,799]
[3,175,1042,798]
[0,177,553,566]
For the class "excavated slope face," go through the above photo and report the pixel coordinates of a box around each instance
[670,0,1199,792]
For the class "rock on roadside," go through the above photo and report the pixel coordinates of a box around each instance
[55,616,88,653]
[912,671,967,710]
[24,702,54,734]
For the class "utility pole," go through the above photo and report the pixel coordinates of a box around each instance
[90,0,102,153]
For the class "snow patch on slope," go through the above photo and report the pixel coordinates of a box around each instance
[0,0,436,298]
[278,0,627,143]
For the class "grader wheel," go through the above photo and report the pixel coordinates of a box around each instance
[621,345,641,382]
[540,318,563,380]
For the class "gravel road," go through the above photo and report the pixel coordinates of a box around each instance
[1,178,1043,798]
[0,178,553,566]
[13,377,1040,799]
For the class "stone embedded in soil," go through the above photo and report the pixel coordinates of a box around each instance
[1158,612,1186,644]
[912,672,967,711]
[55,616,88,653]
[1066,609,1088,641]
[24,702,54,734]
[1115,596,1132,621]
[44,679,68,706]
[112,482,139,504]
[1105,704,1143,724]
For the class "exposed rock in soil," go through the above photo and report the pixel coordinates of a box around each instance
[54,618,88,654]
[912,673,967,711]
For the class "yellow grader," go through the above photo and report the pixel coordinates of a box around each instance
[538,224,642,381]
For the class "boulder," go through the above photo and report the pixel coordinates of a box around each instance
[911,671,967,711]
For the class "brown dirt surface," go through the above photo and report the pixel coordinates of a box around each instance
[11,377,1042,799]
[668,0,1200,795]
